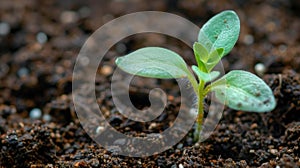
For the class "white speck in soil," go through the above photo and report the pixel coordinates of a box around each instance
[243,34,254,45]
[0,22,10,36]
[177,143,183,149]
[171,165,177,168]
[29,108,42,119]
[42,114,51,122]
[254,63,266,77]
[270,149,278,155]
[60,11,79,24]
[149,122,157,130]
[96,126,105,134]
[179,163,184,168]
[17,67,29,77]
[36,32,48,44]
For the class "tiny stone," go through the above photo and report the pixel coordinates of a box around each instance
[177,143,183,149]
[179,164,184,168]
[254,63,266,77]
[101,65,112,75]
[171,165,177,168]
[42,114,52,122]
[103,154,109,159]
[243,34,254,45]
[249,149,255,153]
[149,123,157,130]
[46,164,54,168]
[270,149,278,155]
[194,143,200,149]
[96,126,105,134]
[250,123,258,129]
[0,22,10,36]
[17,67,29,77]
[36,32,48,44]
[60,11,79,24]
[29,108,42,119]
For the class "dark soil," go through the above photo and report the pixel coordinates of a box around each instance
[1,0,300,167]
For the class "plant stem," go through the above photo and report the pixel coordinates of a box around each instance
[187,73,199,94]
[194,79,205,141]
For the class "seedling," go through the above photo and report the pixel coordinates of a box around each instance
[115,10,276,141]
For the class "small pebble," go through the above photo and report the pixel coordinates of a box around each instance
[74,160,88,168]
[101,65,113,75]
[171,165,177,168]
[36,32,48,44]
[270,149,278,155]
[179,164,184,168]
[177,143,183,149]
[254,63,266,77]
[29,108,42,119]
[0,22,10,36]
[250,123,258,129]
[96,126,105,134]
[149,122,157,130]
[60,11,79,24]
[243,34,254,45]
[42,114,52,122]
[194,143,200,149]
[17,67,29,77]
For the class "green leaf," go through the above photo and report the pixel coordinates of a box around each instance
[193,42,209,63]
[115,47,190,79]
[210,70,276,112]
[198,10,240,57]
[192,65,220,82]
[205,48,224,72]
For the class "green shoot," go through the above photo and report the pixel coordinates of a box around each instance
[115,10,276,141]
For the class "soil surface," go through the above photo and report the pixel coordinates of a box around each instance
[1,0,300,167]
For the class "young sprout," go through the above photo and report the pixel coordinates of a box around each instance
[115,10,276,141]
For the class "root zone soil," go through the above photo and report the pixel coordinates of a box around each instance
[0,0,300,167]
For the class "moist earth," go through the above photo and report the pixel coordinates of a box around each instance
[0,0,300,167]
